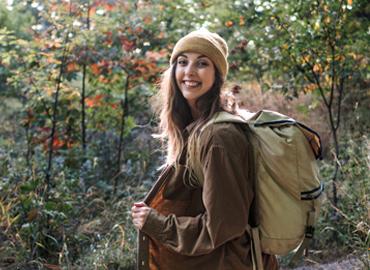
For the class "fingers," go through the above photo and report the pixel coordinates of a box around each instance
[131,202,150,230]
[134,202,146,207]
[131,202,147,212]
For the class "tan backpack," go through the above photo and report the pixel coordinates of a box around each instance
[200,110,324,269]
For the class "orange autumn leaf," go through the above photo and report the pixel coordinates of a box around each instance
[66,62,78,72]
[98,75,110,83]
[110,102,119,109]
[85,94,104,108]
[52,137,64,149]
[225,21,234,27]
[104,4,114,11]
[89,6,96,17]
[47,57,61,65]
[91,63,100,75]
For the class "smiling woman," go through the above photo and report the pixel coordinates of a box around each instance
[131,29,278,270]
[175,52,216,118]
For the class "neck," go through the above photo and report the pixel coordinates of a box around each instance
[188,101,200,120]
[191,108,201,120]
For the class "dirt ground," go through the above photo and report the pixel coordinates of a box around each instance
[283,255,369,270]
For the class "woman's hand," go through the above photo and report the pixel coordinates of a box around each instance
[131,202,151,230]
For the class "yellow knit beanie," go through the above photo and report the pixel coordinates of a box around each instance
[170,29,229,80]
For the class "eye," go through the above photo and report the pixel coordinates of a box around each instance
[177,58,187,66]
[197,60,209,67]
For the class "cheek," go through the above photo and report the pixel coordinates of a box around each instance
[175,67,183,83]
[202,70,215,87]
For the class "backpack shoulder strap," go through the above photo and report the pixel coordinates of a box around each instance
[201,111,251,133]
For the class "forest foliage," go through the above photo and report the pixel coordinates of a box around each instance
[0,0,369,269]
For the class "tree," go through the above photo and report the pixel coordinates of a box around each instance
[223,0,369,206]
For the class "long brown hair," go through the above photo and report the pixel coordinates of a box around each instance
[153,60,226,185]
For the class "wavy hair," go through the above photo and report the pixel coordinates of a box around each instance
[153,61,227,186]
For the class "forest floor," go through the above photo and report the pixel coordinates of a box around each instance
[283,253,369,270]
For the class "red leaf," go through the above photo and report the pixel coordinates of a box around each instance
[85,94,104,107]
[104,4,114,11]
[91,63,100,75]
[52,137,64,149]
[67,62,78,72]
[145,50,168,61]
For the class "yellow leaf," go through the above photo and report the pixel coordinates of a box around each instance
[304,83,317,93]
[313,63,322,73]
[301,55,311,64]
[335,55,345,61]
[314,21,320,31]
[239,16,245,26]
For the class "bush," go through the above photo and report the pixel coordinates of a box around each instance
[315,135,369,261]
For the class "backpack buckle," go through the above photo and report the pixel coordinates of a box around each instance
[305,226,315,238]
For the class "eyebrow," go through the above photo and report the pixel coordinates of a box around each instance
[178,53,208,59]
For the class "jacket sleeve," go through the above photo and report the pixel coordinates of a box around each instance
[141,126,254,256]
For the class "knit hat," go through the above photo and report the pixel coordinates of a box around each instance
[170,29,229,80]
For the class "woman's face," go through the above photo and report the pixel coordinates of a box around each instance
[175,52,216,110]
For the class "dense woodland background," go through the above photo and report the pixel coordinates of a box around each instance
[0,0,369,269]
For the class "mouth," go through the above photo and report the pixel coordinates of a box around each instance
[183,80,201,88]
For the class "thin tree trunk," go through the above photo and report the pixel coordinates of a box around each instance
[81,0,90,155]
[33,0,72,261]
[327,106,340,206]
[44,40,69,200]
[113,74,130,195]
[81,63,87,153]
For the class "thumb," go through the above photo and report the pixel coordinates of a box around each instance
[134,202,146,207]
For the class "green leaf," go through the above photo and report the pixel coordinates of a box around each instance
[19,179,40,193]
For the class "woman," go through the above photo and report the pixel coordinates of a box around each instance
[131,29,278,270]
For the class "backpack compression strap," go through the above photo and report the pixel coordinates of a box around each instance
[288,208,317,266]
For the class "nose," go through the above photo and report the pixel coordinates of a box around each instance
[184,63,196,76]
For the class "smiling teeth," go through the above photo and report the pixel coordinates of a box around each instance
[184,81,200,87]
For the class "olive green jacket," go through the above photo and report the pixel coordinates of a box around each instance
[137,122,278,270]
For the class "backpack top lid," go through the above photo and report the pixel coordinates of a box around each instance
[206,110,322,160]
